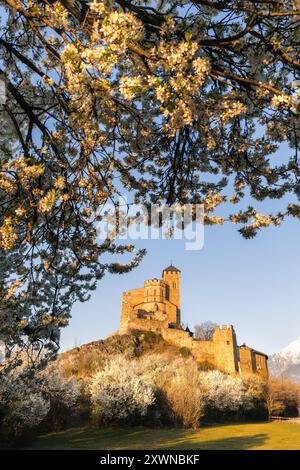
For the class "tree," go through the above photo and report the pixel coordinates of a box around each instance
[194,321,217,340]
[267,377,300,417]
[1,0,300,361]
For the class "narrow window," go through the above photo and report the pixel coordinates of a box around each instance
[165,285,170,300]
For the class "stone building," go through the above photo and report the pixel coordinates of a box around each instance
[120,265,268,378]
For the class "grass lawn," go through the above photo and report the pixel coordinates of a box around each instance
[22,422,300,450]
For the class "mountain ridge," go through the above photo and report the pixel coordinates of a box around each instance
[269,336,300,383]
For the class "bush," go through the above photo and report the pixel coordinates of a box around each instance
[161,359,204,428]
[242,374,268,419]
[179,347,191,358]
[0,372,49,448]
[130,329,160,345]
[200,370,252,420]
[89,355,155,424]
[267,378,300,418]
[39,365,81,431]
[0,361,81,447]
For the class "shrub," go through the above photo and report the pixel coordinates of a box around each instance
[242,374,268,418]
[89,355,155,424]
[0,360,81,447]
[39,365,81,431]
[130,329,160,345]
[267,377,300,418]
[0,372,49,448]
[160,358,204,428]
[200,370,251,419]
[179,347,191,358]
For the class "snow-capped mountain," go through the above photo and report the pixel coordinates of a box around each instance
[269,336,300,383]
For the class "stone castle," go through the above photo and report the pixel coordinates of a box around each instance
[120,265,268,378]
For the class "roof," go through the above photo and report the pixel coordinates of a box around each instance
[163,264,181,273]
[240,343,268,358]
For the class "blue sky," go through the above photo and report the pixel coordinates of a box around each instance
[61,213,300,355]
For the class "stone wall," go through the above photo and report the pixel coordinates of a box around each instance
[120,318,268,378]
[239,345,256,375]
[127,321,239,374]
[254,352,268,379]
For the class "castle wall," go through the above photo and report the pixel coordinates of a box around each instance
[165,301,178,325]
[190,340,216,368]
[238,346,268,379]
[137,324,238,373]
[161,328,194,349]
[239,346,256,375]
[121,317,266,377]
[124,317,170,334]
[254,352,268,379]
[127,288,145,308]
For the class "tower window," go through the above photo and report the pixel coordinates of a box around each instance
[165,285,170,300]
[173,282,176,288]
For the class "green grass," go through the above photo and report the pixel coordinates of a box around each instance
[22,422,300,450]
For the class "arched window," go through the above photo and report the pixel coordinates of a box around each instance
[173,282,176,288]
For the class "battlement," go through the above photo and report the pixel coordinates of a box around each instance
[144,279,166,287]
[215,325,234,331]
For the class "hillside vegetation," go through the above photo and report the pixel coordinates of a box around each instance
[59,330,187,379]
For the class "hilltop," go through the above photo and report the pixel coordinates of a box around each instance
[59,330,191,379]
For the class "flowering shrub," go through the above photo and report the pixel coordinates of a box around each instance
[242,374,268,417]
[0,360,80,446]
[200,370,251,417]
[89,355,155,424]
[0,372,49,447]
[39,365,80,431]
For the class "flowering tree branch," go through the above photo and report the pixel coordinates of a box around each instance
[1,0,300,366]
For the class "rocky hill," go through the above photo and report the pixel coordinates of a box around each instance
[59,329,189,379]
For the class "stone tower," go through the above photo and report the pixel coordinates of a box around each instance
[162,265,181,326]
